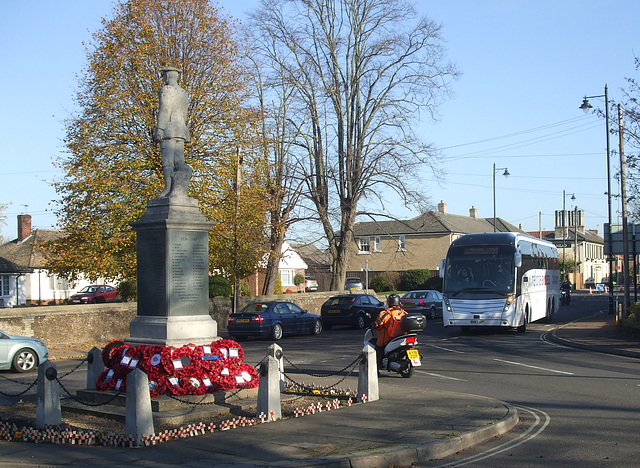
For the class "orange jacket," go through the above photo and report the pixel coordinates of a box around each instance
[373,306,407,347]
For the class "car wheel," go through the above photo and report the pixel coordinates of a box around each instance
[272,323,283,340]
[429,307,436,320]
[517,309,528,333]
[354,314,366,330]
[12,348,38,373]
[312,319,323,335]
[91,298,97,304]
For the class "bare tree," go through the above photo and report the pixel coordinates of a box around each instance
[619,56,640,219]
[251,0,458,289]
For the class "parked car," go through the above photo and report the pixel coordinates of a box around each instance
[305,276,318,292]
[227,301,323,341]
[0,330,48,372]
[321,294,386,329]
[344,277,364,291]
[70,285,119,304]
[400,290,444,319]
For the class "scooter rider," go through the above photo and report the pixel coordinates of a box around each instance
[372,294,408,368]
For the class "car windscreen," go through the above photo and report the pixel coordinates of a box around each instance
[237,303,269,314]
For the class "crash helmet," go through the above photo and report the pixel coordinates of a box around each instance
[387,294,401,307]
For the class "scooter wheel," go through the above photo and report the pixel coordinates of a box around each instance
[400,361,413,378]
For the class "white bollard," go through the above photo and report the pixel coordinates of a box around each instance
[267,343,285,392]
[86,347,105,390]
[256,355,282,421]
[36,360,62,428]
[125,368,155,447]
[357,344,379,402]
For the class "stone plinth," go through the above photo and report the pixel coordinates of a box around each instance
[128,196,216,346]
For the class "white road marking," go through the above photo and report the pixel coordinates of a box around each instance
[431,405,550,467]
[494,358,574,375]
[424,343,465,354]
[416,370,466,381]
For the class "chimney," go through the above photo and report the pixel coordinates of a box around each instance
[437,200,447,214]
[17,214,32,242]
[469,206,478,219]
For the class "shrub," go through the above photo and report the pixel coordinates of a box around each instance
[294,273,305,286]
[118,280,137,302]
[380,271,402,291]
[209,275,232,298]
[274,275,283,294]
[424,275,443,292]
[369,275,387,292]
[401,269,431,291]
[623,302,640,336]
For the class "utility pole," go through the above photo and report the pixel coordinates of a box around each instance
[619,104,630,315]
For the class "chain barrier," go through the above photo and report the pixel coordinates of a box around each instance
[164,386,244,407]
[55,378,123,407]
[282,353,362,378]
[281,354,361,393]
[57,357,87,380]
[0,377,38,398]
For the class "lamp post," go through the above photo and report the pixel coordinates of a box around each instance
[562,190,576,280]
[580,85,613,314]
[493,163,510,232]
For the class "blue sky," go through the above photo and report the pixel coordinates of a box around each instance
[1,0,638,243]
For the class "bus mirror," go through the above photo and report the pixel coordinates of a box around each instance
[514,250,522,268]
[439,259,445,278]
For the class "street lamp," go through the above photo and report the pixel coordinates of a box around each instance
[562,190,576,279]
[580,85,613,314]
[493,163,510,232]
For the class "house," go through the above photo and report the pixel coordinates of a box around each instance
[290,242,332,291]
[346,200,523,276]
[527,209,608,289]
[245,240,309,295]
[0,214,89,306]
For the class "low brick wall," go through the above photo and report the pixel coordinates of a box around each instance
[0,291,378,349]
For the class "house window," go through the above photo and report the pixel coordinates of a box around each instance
[398,235,406,251]
[280,269,295,286]
[374,237,381,252]
[358,237,371,253]
[0,275,9,296]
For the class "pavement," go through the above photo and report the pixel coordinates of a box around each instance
[1,301,638,467]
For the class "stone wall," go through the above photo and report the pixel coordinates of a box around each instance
[0,291,378,348]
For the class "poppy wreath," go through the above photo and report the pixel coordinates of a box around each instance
[210,339,244,366]
[96,340,259,398]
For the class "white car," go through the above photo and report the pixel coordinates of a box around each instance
[0,330,49,372]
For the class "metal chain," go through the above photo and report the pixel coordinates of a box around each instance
[0,373,37,386]
[282,353,362,378]
[282,356,360,391]
[55,378,123,407]
[57,357,87,379]
[0,378,37,397]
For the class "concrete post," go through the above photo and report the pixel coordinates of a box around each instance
[36,360,61,428]
[125,368,155,447]
[86,347,105,390]
[357,344,379,402]
[256,355,281,421]
[267,343,285,392]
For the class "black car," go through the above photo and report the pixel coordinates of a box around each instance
[227,301,323,341]
[320,294,386,330]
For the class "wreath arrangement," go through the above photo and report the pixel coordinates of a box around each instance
[96,339,258,398]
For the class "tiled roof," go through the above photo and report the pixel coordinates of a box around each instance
[352,211,523,237]
[0,229,63,272]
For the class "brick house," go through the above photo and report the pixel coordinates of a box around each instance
[346,200,522,277]
[245,241,309,295]
[0,214,91,306]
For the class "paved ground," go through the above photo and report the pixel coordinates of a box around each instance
[1,305,637,467]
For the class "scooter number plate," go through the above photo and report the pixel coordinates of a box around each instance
[406,349,421,366]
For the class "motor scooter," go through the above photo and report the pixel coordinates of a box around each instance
[364,313,425,378]
[560,282,572,306]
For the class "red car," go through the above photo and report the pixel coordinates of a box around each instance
[70,285,119,304]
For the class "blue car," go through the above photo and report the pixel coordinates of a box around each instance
[227,301,323,341]
[0,330,48,372]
